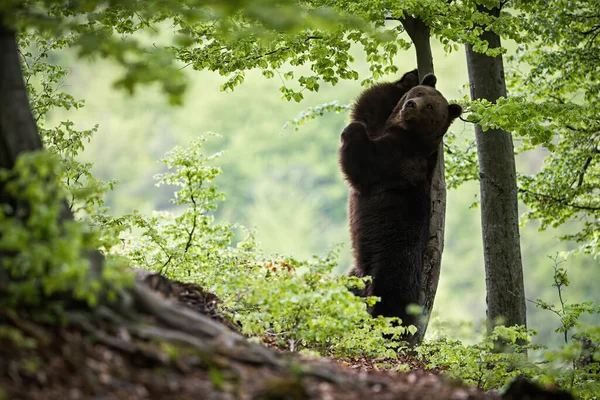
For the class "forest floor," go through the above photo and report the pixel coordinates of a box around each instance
[0,273,560,400]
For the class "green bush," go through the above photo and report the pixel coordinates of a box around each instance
[0,152,131,308]
[114,136,412,357]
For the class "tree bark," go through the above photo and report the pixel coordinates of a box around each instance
[402,17,434,79]
[0,21,44,170]
[464,7,527,330]
[401,16,445,344]
[0,18,42,284]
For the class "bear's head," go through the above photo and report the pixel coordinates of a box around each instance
[387,73,462,141]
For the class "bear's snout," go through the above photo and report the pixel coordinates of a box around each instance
[404,99,417,109]
[400,99,419,122]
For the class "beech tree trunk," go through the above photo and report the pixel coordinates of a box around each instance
[0,19,40,286]
[401,16,444,343]
[402,17,434,79]
[464,7,527,330]
[0,21,43,170]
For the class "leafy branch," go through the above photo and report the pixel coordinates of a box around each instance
[517,187,600,212]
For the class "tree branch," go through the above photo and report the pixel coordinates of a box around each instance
[183,172,199,253]
[518,187,600,211]
[244,35,321,62]
[576,156,593,188]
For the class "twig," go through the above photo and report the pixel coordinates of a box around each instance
[518,187,600,211]
[134,11,157,32]
[550,256,569,344]
[183,172,199,253]
[576,156,593,188]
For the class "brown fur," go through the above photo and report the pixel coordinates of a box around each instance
[340,70,462,330]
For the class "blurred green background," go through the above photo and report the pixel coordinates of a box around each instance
[48,39,599,347]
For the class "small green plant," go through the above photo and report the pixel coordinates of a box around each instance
[530,257,600,398]
[541,324,600,398]
[17,32,125,252]
[116,137,412,358]
[532,256,598,345]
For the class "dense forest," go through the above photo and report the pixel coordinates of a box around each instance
[1,0,599,399]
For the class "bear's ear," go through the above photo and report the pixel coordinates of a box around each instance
[420,73,437,88]
[395,69,419,89]
[448,103,463,120]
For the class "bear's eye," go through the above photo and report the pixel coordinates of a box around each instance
[426,104,433,109]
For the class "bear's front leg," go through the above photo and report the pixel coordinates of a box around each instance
[394,69,419,92]
[341,121,368,143]
[339,121,373,188]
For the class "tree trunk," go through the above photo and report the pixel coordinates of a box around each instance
[0,18,43,286]
[464,7,527,330]
[0,21,43,170]
[0,21,105,278]
[402,17,434,79]
[401,16,445,343]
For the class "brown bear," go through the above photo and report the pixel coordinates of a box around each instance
[340,69,462,331]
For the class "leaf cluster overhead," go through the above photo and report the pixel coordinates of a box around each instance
[2,0,531,103]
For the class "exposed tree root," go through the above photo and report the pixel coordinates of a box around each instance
[0,273,573,399]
